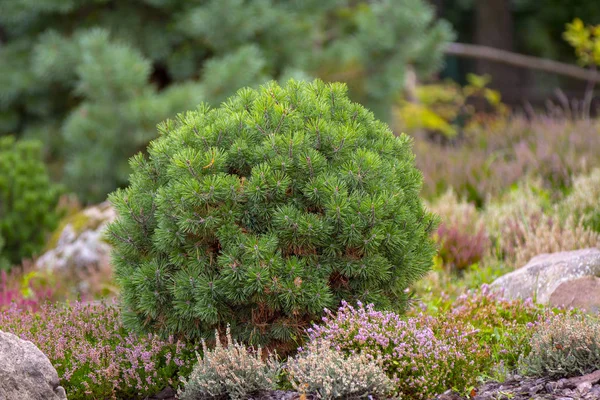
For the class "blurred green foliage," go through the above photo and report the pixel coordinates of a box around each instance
[395,74,507,140]
[0,137,62,269]
[563,18,600,67]
[0,0,452,203]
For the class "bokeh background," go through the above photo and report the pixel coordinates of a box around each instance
[1,0,600,316]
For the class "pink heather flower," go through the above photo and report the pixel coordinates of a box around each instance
[0,301,196,399]
[306,301,489,399]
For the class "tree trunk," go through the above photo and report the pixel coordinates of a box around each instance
[474,0,523,101]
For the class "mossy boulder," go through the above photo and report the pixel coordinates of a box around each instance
[35,202,116,295]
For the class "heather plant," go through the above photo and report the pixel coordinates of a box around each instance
[287,340,394,399]
[107,80,438,351]
[483,179,550,240]
[0,301,198,399]
[503,214,599,268]
[0,240,116,310]
[519,314,600,379]
[415,117,600,204]
[0,260,116,310]
[409,285,554,382]
[429,190,490,272]
[558,168,600,233]
[435,220,488,271]
[0,136,62,269]
[0,268,55,311]
[307,301,486,399]
[443,285,549,372]
[479,180,600,267]
[179,327,278,400]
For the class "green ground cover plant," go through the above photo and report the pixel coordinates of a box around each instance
[307,301,485,398]
[0,285,563,399]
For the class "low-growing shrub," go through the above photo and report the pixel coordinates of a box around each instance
[504,214,599,268]
[0,265,58,311]
[107,79,438,351]
[483,180,550,242]
[445,285,548,372]
[519,314,600,379]
[559,168,600,233]
[415,117,600,204]
[0,301,198,400]
[411,285,549,380]
[430,191,490,272]
[0,259,116,311]
[436,223,489,272]
[179,327,278,400]
[287,340,393,399]
[0,136,62,269]
[307,301,486,399]
[480,181,599,267]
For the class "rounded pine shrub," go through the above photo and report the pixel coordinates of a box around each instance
[0,136,62,269]
[107,80,437,350]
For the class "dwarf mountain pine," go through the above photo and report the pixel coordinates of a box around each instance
[107,80,438,351]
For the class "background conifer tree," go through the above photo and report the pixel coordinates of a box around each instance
[0,0,451,203]
[107,80,438,351]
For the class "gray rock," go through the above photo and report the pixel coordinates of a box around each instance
[35,202,115,272]
[549,276,600,313]
[490,248,600,304]
[35,202,115,295]
[0,330,67,400]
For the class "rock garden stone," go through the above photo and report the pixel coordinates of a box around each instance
[549,276,600,313]
[490,248,600,304]
[0,330,67,400]
[34,202,115,293]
